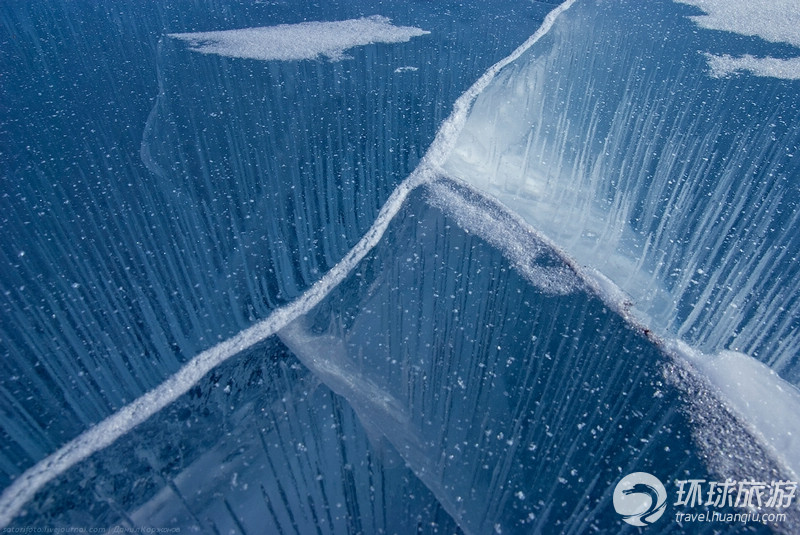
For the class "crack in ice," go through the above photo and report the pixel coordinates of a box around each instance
[0,1,577,526]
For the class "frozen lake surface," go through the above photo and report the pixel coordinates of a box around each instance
[1,0,799,532]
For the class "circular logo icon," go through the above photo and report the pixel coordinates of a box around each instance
[613,472,667,526]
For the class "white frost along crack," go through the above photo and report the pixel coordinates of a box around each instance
[0,1,576,527]
[664,341,800,483]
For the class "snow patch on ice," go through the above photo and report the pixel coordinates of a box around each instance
[168,16,429,62]
[675,0,800,47]
[675,0,800,79]
[704,53,800,80]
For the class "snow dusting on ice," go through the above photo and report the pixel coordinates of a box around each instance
[704,53,800,80]
[676,0,800,79]
[168,15,429,61]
